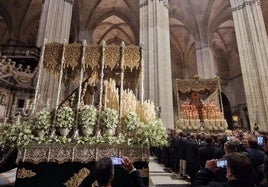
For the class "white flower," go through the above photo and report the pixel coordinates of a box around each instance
[32,109,52,130]
[55,106,74,129]
[100,108,119,129]
[1,121,34,148]
[79,105,97,127]
[122,112,141,131]
[135,118,168,147]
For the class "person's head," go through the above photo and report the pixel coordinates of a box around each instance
[226,152,253,181]
[224,140,238,154]
[219,135,228,147]
[247,135,258,149]
[95,157,114,186]
[205,137,214,145]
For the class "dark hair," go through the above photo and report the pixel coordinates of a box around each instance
[247,135,258,148]
[94,157,114,186]
[205,137,213,145]
[226,152,253,180]
[224,140,238,154]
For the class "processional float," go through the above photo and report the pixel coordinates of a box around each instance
[175,75,228,133]
[0,40,168,186]
[1,39,168,166]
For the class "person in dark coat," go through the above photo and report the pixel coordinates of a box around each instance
[213,139,239,183]
[198,137,217,169]
[79,156,145,187]
[186,134,199,181]
[214,135,228,159]
[192,152,256,187]
[246,135,266,172]
[178,132,187,178]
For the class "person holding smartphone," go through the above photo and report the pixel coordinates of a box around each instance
[192,152,256,187]
[79,156,145,187]
[121,156,145,187]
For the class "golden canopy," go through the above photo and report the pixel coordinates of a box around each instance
[43,42,141,89]
[176,76,220,101]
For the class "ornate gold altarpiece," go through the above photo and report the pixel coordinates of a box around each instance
[175,76,228,132]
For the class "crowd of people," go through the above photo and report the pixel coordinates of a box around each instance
[78,128,268,187]
[151,128,268,186]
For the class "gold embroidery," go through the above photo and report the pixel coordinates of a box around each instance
[64,168,90,187]
[124,44,140,71]
[85,44,101,70]
[17,168,36,178]
[43,42,62,73]
[105,44,120,70]
[65,43,82,70]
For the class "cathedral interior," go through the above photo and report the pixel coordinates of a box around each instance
[0,0,268,131]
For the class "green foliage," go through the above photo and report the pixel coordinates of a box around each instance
[78,105,98,127]
[55,106,74,129]
[31,109,52,130]
[122,112,141,131]
[99,108,119,129]
[133,118,168,147]
[0,121,34,148]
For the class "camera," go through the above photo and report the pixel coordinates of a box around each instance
[110,157,123,165]
[216,158,227,168]
[257,136,264,146]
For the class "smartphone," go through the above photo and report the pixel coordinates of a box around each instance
[216,158,227,168]
[110,157,123,165]
[257,136,264,146]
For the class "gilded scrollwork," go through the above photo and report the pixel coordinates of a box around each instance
[105,44,120,70]
[17,145,149,164]
[44,43,62,73]
[85,44,101,70]
[124,45,141,71]
[65,43,82,70]
[64,168,90,187]
[17,168,36,179]
[177,77,219,94]
[42,42,141,90]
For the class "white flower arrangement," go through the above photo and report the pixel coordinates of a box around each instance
[55,106,74,129]
[79,105,98,128]
[122,112,141,131]
[135,118,168,147]
[0,121,34,148]
[32,109,52,130]
[99,108,119,129]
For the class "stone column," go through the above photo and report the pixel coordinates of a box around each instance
[36,0,73,47]
[195,42,216,78]
[230,0,268,130]
[36,0,74,110]
[139,0,174,128]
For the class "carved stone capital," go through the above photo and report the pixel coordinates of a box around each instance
[64,0,74,5]
[139,0,148,8]
[160,0,169,9]
[231,0,260,11]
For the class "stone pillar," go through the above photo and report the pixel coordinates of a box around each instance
[195,42,216,78]
[36,0,74,110]
[139,0,174,128]
[230,0,268,130]
[36,0,74,47]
